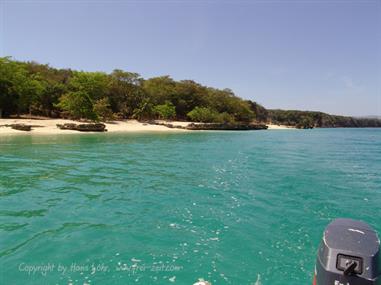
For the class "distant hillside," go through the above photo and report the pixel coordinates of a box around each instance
[356,115,381,120]
[268,109,381,128]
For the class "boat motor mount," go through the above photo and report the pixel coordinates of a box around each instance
[314,218,380,285]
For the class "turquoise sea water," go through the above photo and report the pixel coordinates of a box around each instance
[0,129,380,285]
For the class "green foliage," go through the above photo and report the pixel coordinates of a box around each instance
[247,100,268,122]
[93,98,114,121]
[23,76,47,115]
[57,91,96,120]
[172,80,208,118]
[69,71,109,100]
[0,57,18,116]
[0,57,258,122]
[24,61,71,117]
[108,69,143,117]
[0,58,46,116]
[187,107,235,123]
[187,107,216,122]
[268,110,381,128]
[218,112,236,124]
[204,88,254,122]
[132,99,154,120]
[153,101,176,120]
[296,116,314,129]
[143,76,176,105]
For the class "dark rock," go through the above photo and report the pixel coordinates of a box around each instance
[185,123,268,131]
[144,120,267,131]
[76,123,107,132]
[10,124,32,131]
[145,121,184,129]
[56,123,77,130]
[56,123,107,132]
[165,123,174,128]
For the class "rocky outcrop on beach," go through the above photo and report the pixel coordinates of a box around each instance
[185,123,268,130]
[56,123,107,132]
[0,123,37,131]
[147,121,268,131]
[145,121,178,129]
[10,124,32,131]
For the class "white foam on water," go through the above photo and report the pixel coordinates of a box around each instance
[348,228,365,235]
[253,274,262,285]
[193,278,211,285]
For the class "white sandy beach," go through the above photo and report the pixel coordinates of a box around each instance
[0,119,190,135]
[267,124,296,130]
[0,119,294,135]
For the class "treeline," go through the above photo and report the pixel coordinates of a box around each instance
[269,110,381,128]
[0,57,256,123]
[0,57,380,128]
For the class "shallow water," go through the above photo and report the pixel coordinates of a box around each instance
[0,129,380,284]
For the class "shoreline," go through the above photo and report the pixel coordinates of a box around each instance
[266,124,296,130]
[0,119,295,135]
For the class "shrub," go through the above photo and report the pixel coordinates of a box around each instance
[187,107,235,123]
[217,112,235,124]
[153,101,176,120]
[93,97,114,121]
[57,91,96,120]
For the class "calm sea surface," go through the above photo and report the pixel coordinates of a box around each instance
[0,129,380,285]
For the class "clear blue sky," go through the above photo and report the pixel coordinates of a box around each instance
[1,0,380,116]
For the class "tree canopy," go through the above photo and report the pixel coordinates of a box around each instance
[0,57,255,123]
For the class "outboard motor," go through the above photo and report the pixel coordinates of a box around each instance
[314,218,381,285]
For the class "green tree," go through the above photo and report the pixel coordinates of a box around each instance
[25,62,72,117]
[205,88,254,122]
[153,101,176,120]
[13,72,46,116]
[172,80,208,118]
[218,112,235,124]
[132,98,154,120]
[93,97,113,121]
[0,57,22,116]
[296,116,314,129]
[143,76,176,105]
[57,91,96,120]
[247,100,268,122]
[69,71,109,100]
[108,69,143,117]
[187,107,234,123]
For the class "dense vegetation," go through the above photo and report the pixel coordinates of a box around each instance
[1,57,380,128]
[269,110,381,128]
[0,57,255,123]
